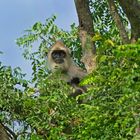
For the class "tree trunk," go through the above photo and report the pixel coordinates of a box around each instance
[74,0,94,36]
[74,0,96,73]
[118,0,140,43]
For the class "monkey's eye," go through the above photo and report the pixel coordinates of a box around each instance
[51,50,66,59]
[60,51,66,57]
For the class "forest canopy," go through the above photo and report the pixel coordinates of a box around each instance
[0,0,140,139]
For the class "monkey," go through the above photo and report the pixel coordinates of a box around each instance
[67,77,87,103]
[47,40,87,101]
[46,40,87,134]
[47,40,87,81]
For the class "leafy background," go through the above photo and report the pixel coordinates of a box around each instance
[0,0,140,139]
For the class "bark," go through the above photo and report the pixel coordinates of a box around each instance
[74,0,94,36]
[118,0,140,43]
[74,0,96,73]
[135,126,140,134]
[79,30,96,73]
[0,123,16,140]
[108,0,130,44]
[0,123,10,140]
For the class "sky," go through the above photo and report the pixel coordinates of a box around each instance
[0,0,78,79]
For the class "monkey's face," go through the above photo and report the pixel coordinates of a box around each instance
[51,50,66,64]
[47,41,71,72]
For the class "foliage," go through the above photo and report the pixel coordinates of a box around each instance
[90,0,130,44]
[0,12,140,140]
[78,42,140,139]
[16,15,82,85]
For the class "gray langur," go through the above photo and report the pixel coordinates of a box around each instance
[47,40,87,101]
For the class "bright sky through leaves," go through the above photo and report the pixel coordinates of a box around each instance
[0,0,78,78]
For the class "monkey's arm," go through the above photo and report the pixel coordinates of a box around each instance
[68,65,87,79]
[67,77,87,104]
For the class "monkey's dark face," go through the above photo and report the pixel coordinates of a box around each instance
[47,41,71,72]
[51,50,66,64]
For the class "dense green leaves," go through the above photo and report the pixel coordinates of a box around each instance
[79,43,140,139]
[1,39,140,139]
[90,0,130,44]
[1,10,140,140]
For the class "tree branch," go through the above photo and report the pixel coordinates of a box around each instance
[118,0,140,43]
[74,0,94,35]
[107,0,130,44]
[74,0,96,73]
[0,123,17,140]
[79,30,96,73]
[0,123,10,140]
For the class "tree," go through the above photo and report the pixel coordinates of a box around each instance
[118,0,140,42]
[0,0,140,139]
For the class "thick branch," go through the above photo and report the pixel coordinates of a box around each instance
[0,123,10,140]
[74,0,94,35]
[108,0,130,44]
[74,0,96,73]
[74,0,96,53]
[0,123,17,140]
[118,0,140,43]
[79,30,96,73]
